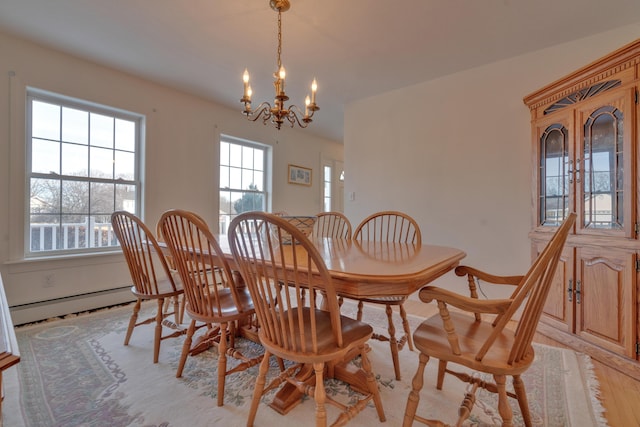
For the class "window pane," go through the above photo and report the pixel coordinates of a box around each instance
[220,141,230,166]
[229,143,242,167]
[61,180,89,214]
[229,167,241,190]
[61,143,88,176]
[29,214,60,251]
[32,139,60,174]
[253,171,263,191]
[254,149,264,171]
[242,146,254,169]
[62,107,88,144]
[90,113,114,148]
[30,178,60,214]
[114,150,135,180]
[90,182,115,214]
[115,184,136,212]
[32,101,60,140]
[90,146,114,178]
[242,169,254,190]
[220,166,230,188]
[115,118,135,151]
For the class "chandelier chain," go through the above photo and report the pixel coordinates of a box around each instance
[277,10,282,70]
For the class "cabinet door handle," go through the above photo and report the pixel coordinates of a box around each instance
[575,158,581,183]
[567,160,574,184]
[567,279,573,302]
[575,280,581,304]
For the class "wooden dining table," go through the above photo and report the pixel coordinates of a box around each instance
[159,235,466,414]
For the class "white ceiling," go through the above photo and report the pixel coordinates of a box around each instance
[1,0,640,142]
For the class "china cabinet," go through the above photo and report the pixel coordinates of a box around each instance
[523,39,640,379]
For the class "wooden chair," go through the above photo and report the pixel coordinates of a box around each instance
[155,211,209,325]
[402,213,576,427]
[228,212,386,427]
[110,211,185,363]
[158,209,262,407]
[350,210,422,380]
[313,211,352,239]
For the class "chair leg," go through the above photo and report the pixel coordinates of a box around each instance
[179,295,186,325]
[361,345,386,421]
[153,298,164,363]
[313,362,328,427]
[513,375,532,427]
[385,304,401,380]
[399,302,414,351]
[357,300,364,321]
[217,322,228,407]
[176,319,196,378]
[172,295,181,325]
[403,352,429,427]
[436,359,447,390]
[494,374,514,427]
[247,350,271,427]
[124,298,141,345]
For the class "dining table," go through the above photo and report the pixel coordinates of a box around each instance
[159,234,466,414]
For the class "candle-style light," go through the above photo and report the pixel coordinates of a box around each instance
[241,0,319,130]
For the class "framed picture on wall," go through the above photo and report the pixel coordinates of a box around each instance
[288,164,312,186]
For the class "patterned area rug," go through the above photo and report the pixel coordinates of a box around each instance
[5,302,608,427]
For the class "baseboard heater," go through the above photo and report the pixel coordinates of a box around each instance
[10,286,134,326]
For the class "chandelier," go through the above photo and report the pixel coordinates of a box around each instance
[240,0,319,130]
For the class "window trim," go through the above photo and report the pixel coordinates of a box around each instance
[25,87,144,258]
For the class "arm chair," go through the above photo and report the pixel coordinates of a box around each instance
[158,209,262,407]
[110,211,185,364]
[402,213,576,427]
[313,211,352,239]
[350,210,422,380]
[228,212,386,427]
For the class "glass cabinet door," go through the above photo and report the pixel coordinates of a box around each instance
[539,123,570,226]
[577,88,633,236]
[536,112,574,229]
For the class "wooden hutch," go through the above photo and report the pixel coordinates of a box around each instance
[523,39,640,379]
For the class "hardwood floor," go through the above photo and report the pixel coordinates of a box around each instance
[402,299,640,427]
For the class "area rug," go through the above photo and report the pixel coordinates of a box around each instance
[5,302,608,427]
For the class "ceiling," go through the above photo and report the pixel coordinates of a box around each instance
[1,0,640,142]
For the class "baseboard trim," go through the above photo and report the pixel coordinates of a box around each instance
[10,286,134,325]
[537,322,640,381]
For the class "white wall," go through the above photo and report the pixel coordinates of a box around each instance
[344,24,640,297]
[0,31,342,323]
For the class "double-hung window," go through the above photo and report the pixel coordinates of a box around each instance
[27,88,143,256]
[219,136,268,234]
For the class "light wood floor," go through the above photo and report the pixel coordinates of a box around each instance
[402,299,640,427]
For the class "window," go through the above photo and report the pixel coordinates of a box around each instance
[27,88,143,256]
[323,165,332,211]
[219,136,268,234]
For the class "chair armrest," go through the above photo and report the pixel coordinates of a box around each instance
[455,265,523,286]
[419,286,511,315]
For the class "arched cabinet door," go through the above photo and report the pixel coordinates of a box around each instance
[575,87,634,238]
[533,111,575,231]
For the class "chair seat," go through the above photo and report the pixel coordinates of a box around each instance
[186,287,255,324]
[260,307,373,362]
[413,312,534,375]
[130,276,183,300]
